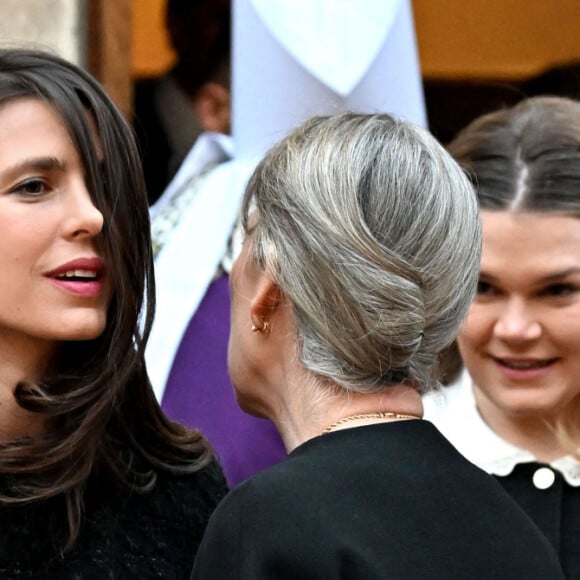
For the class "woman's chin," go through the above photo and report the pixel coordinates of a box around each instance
[54,319,107,342]
[233,387,270,419]
[495,393,573,421]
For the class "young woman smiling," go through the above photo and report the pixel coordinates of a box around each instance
[0,49,226,578]
[424,96,580,578]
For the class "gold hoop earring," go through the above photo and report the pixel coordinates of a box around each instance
[251,319,270,334]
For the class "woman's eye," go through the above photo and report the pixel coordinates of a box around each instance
[12,179,49,197]
[542,283,576,297]
[476,280,495,295]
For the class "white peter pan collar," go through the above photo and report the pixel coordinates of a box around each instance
[423,370,580,486]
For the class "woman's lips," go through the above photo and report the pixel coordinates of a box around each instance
[47,277,104,297]
[45,257,105,298]
[492,356,559,380]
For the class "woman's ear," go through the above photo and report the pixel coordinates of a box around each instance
[250,275,282,324]
[196,81,230,134]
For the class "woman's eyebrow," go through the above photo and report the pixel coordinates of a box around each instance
[0,156,65,181]
[538,267,580,283]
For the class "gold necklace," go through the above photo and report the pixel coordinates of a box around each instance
[323,411,421,434]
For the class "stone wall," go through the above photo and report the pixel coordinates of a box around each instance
[0,0,85,65]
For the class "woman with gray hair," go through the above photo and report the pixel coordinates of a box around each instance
[191,113,564,579]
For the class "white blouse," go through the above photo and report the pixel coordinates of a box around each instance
[423,370,580,487]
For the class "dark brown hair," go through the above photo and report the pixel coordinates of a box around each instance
[166,0,231,95]
[0,49,214,548]
[449,96,580,213]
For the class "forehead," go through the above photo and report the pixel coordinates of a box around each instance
[0,97,73,148]
[480,210,580,278]
[0,96,103,163]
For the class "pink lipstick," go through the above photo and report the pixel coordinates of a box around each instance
[45,257,105,297]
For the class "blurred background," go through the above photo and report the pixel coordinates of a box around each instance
[132,0,580,142]
[3,0,580,142]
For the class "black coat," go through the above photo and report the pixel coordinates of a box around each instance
[0,459,227,579]
[192,421,564,579]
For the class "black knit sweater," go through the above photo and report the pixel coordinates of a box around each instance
[0,459,227,579]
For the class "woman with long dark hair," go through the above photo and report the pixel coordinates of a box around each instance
[0,49,226,578]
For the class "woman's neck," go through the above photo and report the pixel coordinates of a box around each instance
[0,336,54,439]
[0,390,45,439]
[273,381,423,452]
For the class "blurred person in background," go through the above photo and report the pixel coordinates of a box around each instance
[147,0,428,489]
[133,0,231,205]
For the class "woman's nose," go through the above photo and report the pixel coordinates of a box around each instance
[493,298,541,342]
[62,181,104,240]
